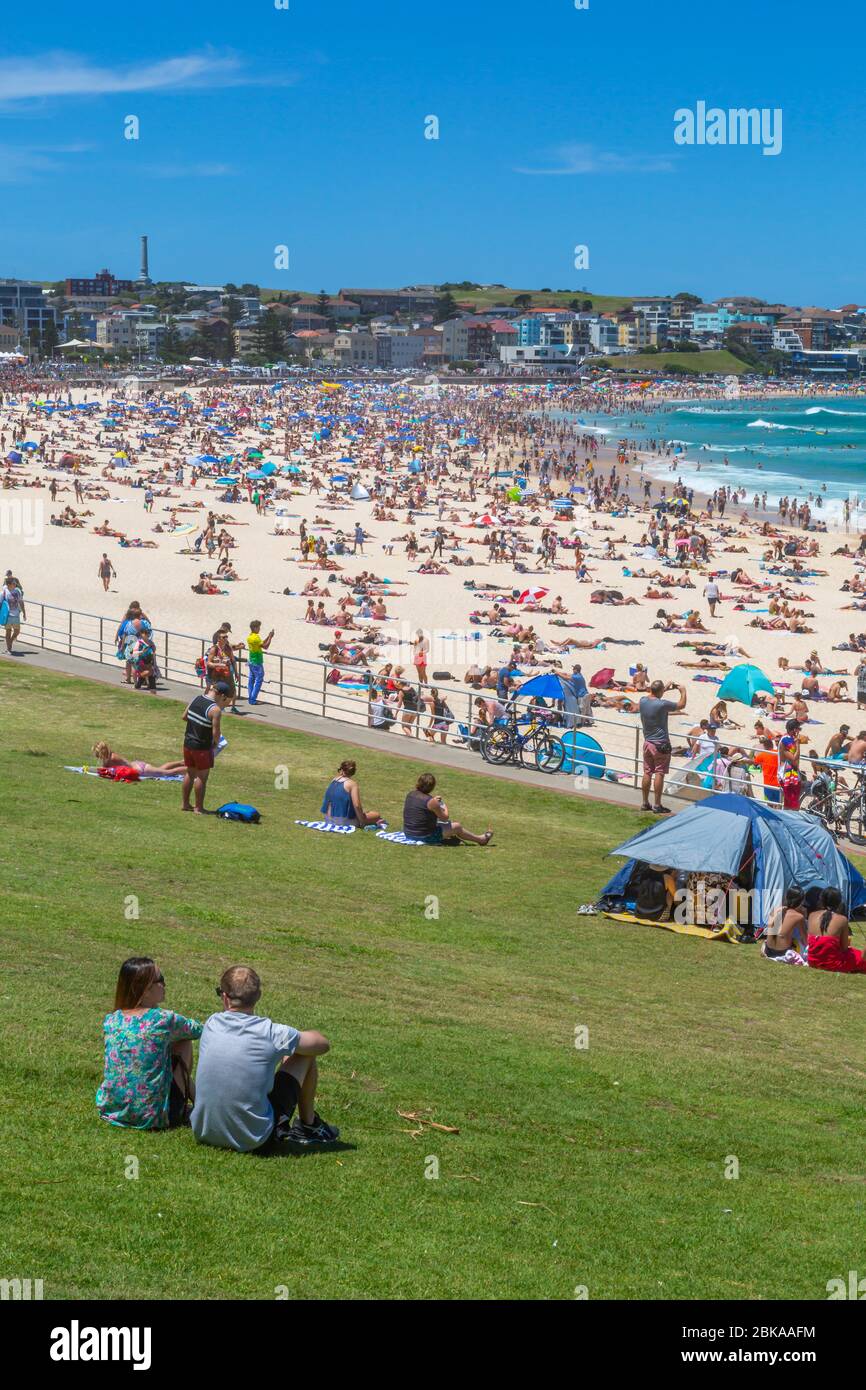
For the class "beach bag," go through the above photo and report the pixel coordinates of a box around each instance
[216,802,261,823]
[194,655,207,679]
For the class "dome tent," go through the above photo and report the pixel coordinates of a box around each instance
[598,794,866,933]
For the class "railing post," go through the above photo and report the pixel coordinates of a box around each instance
[68,609,72,656]
[415,680,421,737]
[164,629,169,683]
[634,726,641,789]
[279,654,284,708]
[322,663,327,717]
[40,602,44,648]
[99,616,104,663]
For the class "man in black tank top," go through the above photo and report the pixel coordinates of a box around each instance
[182,681,230,813]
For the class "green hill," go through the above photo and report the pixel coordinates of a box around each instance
[596,349,752,376]
[2,662,865,1299]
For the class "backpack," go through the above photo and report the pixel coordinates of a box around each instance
[215,802,261,823]
[634,871,668,920]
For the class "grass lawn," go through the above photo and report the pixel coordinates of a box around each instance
[2,663,865,1301]
[597,350,752,376]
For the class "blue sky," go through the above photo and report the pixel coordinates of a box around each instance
[0,0,862,303]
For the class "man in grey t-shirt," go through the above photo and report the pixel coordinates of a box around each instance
[639,680,686,815]
[191,965,339,1151]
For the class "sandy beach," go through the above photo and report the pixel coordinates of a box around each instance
[1,375,864,784]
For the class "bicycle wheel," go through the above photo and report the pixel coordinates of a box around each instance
[481,725,516,764]
[845,796,866,845]
[535,734,565,773]
[518,730,542,770]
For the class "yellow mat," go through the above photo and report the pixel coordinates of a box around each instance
[603,911,738,942]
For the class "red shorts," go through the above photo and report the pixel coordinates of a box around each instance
[643,741,671,775]
[183,747,214,771]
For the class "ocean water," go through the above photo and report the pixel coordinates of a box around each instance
[570,397,866,523]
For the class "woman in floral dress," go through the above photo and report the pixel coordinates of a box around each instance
[96,957,203,1129]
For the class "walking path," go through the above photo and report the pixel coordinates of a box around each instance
[11,640,662,811]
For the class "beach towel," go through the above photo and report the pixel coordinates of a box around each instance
[375,829,431,846]
[760,943,807,967]
[295,819,356,834]
[603,911,738,942]
[64,766,184,783]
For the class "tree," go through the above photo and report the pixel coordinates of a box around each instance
[434,292,458,323]
[674,292,701,305]
[512,294,532,308]
[251,308,287,360]
[224,296,243,327]
[40,318,60,356]
[159,319,186,363]
[316,289,333,325]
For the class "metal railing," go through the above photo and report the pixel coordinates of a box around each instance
[17,598,856,803]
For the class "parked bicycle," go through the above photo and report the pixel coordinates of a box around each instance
[479,703,565,773]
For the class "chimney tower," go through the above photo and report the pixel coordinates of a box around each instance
[138,235,152,285]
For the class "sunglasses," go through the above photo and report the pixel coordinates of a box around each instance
[154,973,165,986]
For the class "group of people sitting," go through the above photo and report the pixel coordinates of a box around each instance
[319,760,493,845]
[96,958,340,1149]
[762,885,866,973]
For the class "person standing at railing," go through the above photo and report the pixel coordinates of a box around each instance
[1,576,25,654]
[639,680,687,815]
[246,620,273,706]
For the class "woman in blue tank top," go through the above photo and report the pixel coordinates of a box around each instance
[320,760,383,827]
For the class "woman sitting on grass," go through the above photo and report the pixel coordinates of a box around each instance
[320,758,384,827]
[807,887,866,974]
[96,957,203,1129]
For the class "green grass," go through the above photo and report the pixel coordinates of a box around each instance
[258,286,637,314]
[2,663,866,1300]
[597,349,752,376]
[440,287,636,314]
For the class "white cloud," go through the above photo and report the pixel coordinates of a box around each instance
[0,50,290,102]
[515,142,676,175]
[0,142,91,182]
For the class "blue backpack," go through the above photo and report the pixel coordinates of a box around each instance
[216,802,261,824]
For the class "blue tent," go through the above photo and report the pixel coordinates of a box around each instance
[560,729,605,779]
[598,793,866,929]
[717,663,775,706]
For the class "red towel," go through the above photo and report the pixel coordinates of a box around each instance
[807,934,866,974]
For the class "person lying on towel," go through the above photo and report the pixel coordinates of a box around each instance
[807,887,866,974]
[92,741,187,777]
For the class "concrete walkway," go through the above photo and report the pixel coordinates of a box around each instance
[9,640,660,812]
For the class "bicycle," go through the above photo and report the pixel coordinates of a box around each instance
[479,706,565,773]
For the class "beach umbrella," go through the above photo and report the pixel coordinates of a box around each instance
[716,663,775,707]
[260,462,277,476]
[21,441,39,450]
[197,454,220,463]
[590,667,616,689]
[517,586,549,604]
[6,450,22,463]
